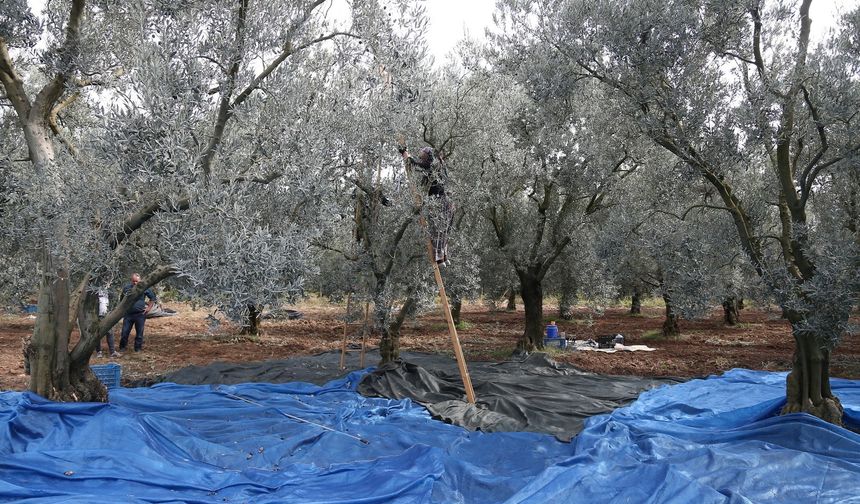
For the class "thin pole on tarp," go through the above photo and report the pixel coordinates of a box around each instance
[218,389,370,445]
[360,301,369,368]
[339,293,351,370]
[400,147,476,404]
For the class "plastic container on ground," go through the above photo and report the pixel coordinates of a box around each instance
[90,363,121,389]
[543,337,566,349]
[545,324,558,339]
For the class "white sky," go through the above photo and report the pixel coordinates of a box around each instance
[424,0,498,64]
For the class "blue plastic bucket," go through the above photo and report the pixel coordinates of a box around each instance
[546,324,558,339]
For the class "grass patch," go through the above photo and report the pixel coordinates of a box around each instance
[640,329,666,341]
[455,320,472,331]
[540,346,566,357]
[705,337,755,347]
[486,347,515,360]
[733,322,764,329]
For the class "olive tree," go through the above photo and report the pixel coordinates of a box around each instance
[495,0,860,423]
[314,56,490,363]
[0,0,423,400]
[454,60,635,351]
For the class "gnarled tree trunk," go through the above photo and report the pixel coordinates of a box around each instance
[516,269,544,352]
[661,291,680,338]
[241,303,261,335]
[28,254,107,402]
[630,288,642,315]
[506,286,517,311]
[378,295,417,364]
[451,296,463,326]
[557,285,575,320]
[781,323,843,426]
[722,297,740,325]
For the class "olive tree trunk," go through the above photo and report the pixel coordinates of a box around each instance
[378,295,417,364]
[630,288,642,315]
[241,303,261,335]
[506,286,517,311]
[722,297,740,325]
[27,249,107,402]
[451,296,463,326]
[781,322,844,426]
[516,268,545,352]
[557,284,575,320]
[661,291,680,338]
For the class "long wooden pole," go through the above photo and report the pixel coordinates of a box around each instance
[402,152,476,404]
[360,302,369,368]
[339,293,351,370]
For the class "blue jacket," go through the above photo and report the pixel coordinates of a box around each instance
[121,283,157,315]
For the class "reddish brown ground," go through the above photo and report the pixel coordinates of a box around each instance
[1,301,858,390]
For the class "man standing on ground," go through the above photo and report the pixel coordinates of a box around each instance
[119,273,157,353]
[96,288,121,358]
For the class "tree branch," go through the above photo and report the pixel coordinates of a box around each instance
[527,180,552,266]
[539,236,571,280]
[311,239,359,261]
[798,84,828,201]
[32,0,87,121]
[383,213,417,279]
[48,91,81,157]
[488,206,507,250]
[0,38,33,119]
[749,5,767,81]
[197,0,250,181]
[107,197,191,250]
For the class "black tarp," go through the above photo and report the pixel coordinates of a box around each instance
[358,353,680,440]
[154,350,680,440]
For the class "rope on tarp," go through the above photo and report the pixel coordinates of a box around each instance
[215,387,370,445]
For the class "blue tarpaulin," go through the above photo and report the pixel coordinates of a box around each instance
[507,369,860,503]
[0,370,575,503]
[1,369,859,503]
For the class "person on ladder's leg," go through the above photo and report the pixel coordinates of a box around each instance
[399,145,453,266]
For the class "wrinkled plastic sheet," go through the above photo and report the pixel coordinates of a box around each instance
[159,351,678,440]
[2,369,859,503]
[150,349,398,387]
[0,371,575,503]
[507,369,860,503]
[358,353,680,440]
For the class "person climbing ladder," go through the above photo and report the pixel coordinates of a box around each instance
[398,145,454,265]
[398,141,475,404]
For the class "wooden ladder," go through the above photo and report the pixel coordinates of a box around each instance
[402,152,476,404]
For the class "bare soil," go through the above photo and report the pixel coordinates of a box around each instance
[2,301,859,391]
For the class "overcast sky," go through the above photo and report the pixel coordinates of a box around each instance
[424,0,497,64]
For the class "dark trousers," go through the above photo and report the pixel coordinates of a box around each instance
[120,312,146,351]
[96,315,116,353]
[426,193,454,263]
